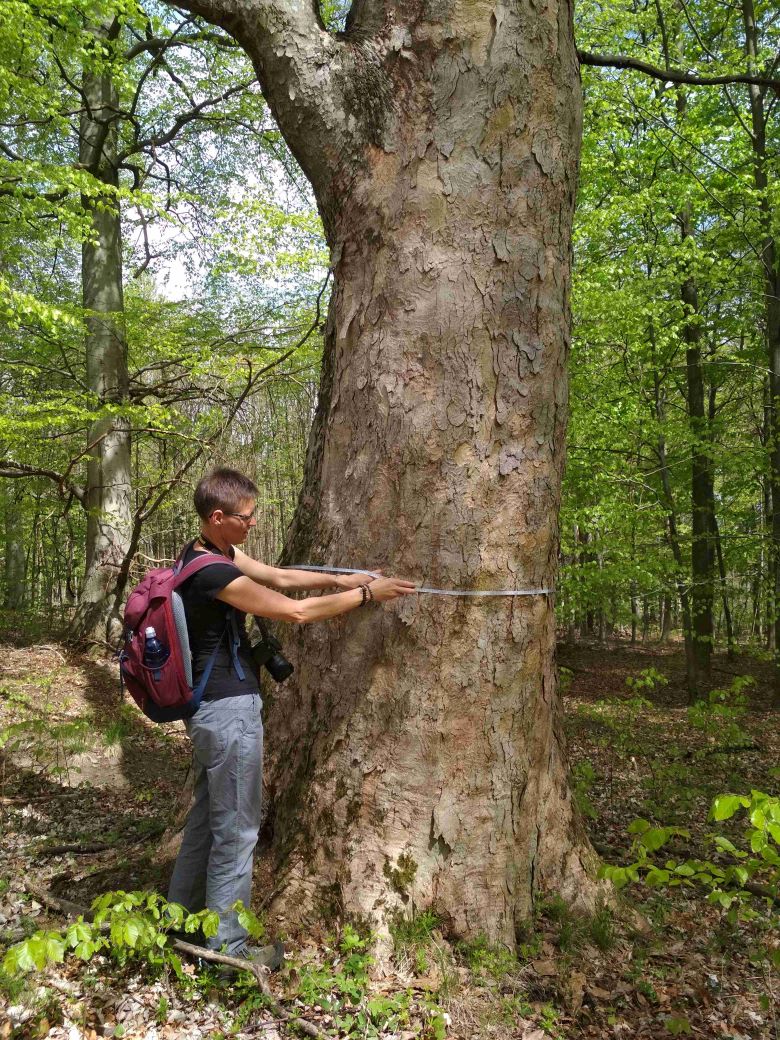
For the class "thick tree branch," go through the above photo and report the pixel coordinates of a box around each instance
[165,0,363,227]
[578,50,780,91]
[0,461,85,503]
[124,30,239,60]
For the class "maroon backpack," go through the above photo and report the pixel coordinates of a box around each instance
[119,543,245,722]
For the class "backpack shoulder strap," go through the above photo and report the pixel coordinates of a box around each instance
[172,550,236,586]
[172,544,247,691]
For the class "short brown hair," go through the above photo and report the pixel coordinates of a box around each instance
[194,468,258,519]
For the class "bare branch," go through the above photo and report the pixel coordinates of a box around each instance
[124,30,239,60]
[578,50,780,90]
[0,460,85,503]
[167,0,353,219]
[116,80,253,163]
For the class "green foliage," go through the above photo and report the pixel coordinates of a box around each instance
[560,0,779,643]
[383,852,418,897]
[456,935,518,983]
[687,676,754,746]
[572,759,599,820]
[389,909,440,974]
[0,0,326,615]
[600,790,780,953]
[288,925,448,1039]
[626,669,668,694]
[0,890,259,979]
[663,1014,692,1036]
[539,896,616,954]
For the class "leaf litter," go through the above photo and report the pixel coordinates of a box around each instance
[0,639,776,1039]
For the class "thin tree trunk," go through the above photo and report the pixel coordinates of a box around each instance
[72,26,133,646]
[4,504,25,609]
[679,203,714,679]
[713,499,734,662]
[660,593,673,643]
[743,0,780,705]
[651,356,699,697]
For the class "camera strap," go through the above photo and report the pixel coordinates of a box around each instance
[255,617,272,640]
[282,565,551,598]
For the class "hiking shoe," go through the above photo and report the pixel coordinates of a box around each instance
[216,940,285,978]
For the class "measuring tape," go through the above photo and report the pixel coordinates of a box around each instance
[284,565,551,598]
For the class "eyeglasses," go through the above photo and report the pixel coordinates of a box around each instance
[225,510,256,524]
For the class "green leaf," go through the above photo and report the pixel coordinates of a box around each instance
[200,911,220,939]
[712,795,748,822]
[627,818,651,834]
[642,828,672,852]
[123,919,141,948]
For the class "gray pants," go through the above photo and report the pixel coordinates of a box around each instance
[168,693,263,955]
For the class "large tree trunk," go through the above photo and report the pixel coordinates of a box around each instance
[72,32,132,647]
[180,0,598,945]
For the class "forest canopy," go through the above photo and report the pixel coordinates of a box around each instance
[1,0,777,689]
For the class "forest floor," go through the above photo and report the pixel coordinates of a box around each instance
[0,632,777,1040]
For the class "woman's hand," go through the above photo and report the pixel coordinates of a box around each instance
[335,571,380,591]
[367,576,418,602]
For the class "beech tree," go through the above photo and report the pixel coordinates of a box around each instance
[0,1,316,640]
[166,0,595,946]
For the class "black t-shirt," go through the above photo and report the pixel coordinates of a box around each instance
[178,543,260,701]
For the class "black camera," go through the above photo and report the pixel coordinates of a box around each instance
[251,619,294,683]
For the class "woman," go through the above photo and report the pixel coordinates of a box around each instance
[168,467,416,970]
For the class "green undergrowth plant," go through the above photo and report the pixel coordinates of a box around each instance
[0,673,118,784]
[570,667,667,807]
[2,890,265,981]
[571,758,599,820]
[625,668,668,695]
[456,934,519,983]
[0,715,93,782]
[599,791,780,965]
[686,676,754,748]
[389,908,440,974]
[289,924,448,1039]
[539,895,616,954]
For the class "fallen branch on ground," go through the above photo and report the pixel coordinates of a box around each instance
[37,825,166,857]
[38,841,116,856]
[22,882,324,1039]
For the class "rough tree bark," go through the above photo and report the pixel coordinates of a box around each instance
[72,25,133,646]
[175,0,598,945]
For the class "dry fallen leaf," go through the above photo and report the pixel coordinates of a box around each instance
[588,985,612,1000]
[567,970,586,1013]
[531,959,558,976]
[412,974,440,991]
